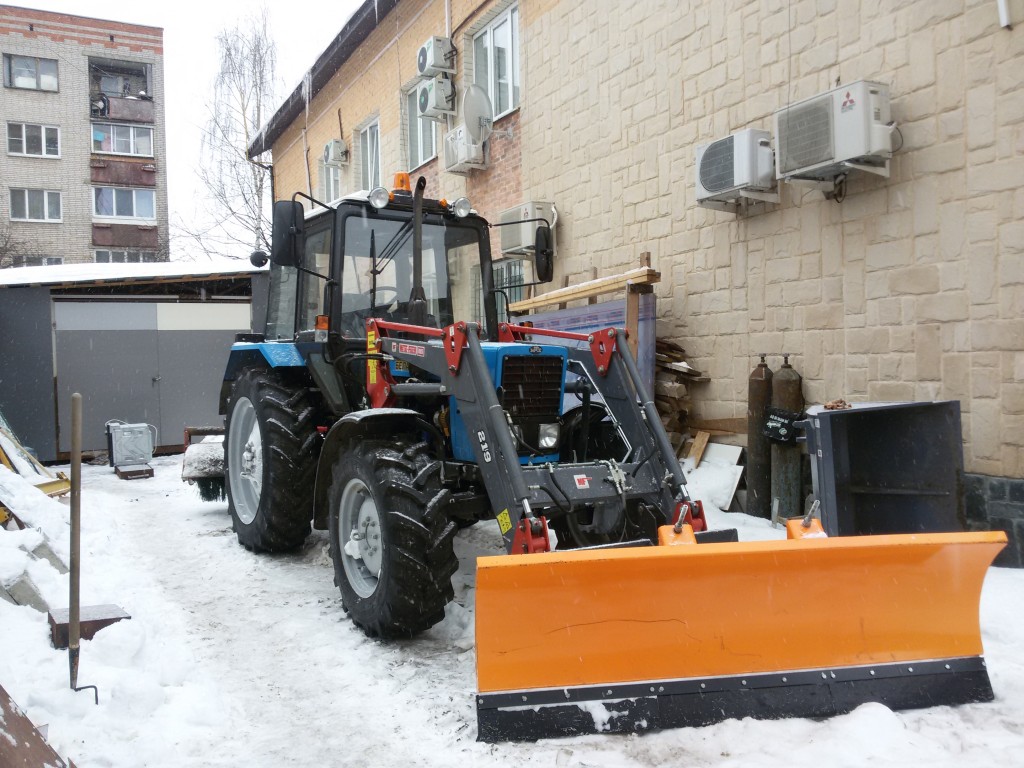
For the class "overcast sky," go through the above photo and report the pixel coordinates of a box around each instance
[19,0,363,258]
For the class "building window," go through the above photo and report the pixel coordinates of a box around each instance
[12,255,63,267]
[93,186,156,220]
[473,4,520,118]
[7,123,60,157]
[319,160,342,202]
[406,89,436,170]
[3,54,58,91]
[360,121,380,190]
[94,250,158,263]
[472,258,524,322]
[92,122,153,156]
[9,188,62,221]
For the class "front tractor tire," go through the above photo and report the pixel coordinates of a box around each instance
[328,439,458,639]
[225,367,320,552]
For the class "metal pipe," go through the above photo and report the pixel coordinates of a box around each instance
[747,355,774,518]
[69,393,81,691]
[68,393,97,705]
[998,0,1012,29]
[613,330,687,495]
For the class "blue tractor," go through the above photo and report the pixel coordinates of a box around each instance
[214,175,695,639]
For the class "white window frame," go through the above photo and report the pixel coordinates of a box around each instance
[3,54,58,91]
[360,121,380,191]
[7,122,60,158]
[405,89,436,170]
[94,249,158,264]
[9,188,62,222]
[319,160,342,202]
[92,186,156,222]
[91,122,153,157]
[473,4,520,119]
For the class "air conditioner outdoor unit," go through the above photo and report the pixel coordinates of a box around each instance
[417,36,454,77]
[418,75,454,120]
[774,80,894,181]
[695,128,776,208]
[499,202,554,255]
[444,124,485,173]
[323,139,347,165]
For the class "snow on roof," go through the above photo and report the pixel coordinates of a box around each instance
[0,259,265,289]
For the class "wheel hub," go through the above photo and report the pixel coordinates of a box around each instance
[339,478,383,598]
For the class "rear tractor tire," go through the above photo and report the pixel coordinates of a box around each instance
[225,367,320,552]
[328,439,458,638]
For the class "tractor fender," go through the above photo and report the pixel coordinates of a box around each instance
[218,342,306,413]
[312,408,442,530]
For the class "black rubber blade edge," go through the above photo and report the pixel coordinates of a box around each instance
[476,656,994,742]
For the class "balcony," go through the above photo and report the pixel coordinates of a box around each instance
[88,56,154,124]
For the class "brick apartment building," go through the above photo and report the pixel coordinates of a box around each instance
[248,0,1024,561]
[0,4,167,267]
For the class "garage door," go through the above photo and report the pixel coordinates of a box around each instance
[54,301,250,453]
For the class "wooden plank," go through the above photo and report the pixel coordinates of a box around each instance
[687,417,746,434]
[0,683,73,767]
[508,266,661,313]
[687,431,711,466]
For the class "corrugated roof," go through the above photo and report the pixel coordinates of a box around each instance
[0,260,264,289]
[247,0,399,159]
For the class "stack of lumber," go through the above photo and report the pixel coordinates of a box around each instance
[654,338,704,454]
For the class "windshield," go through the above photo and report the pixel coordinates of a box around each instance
[338,210,483,338]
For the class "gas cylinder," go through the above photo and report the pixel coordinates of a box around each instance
[770,354,804,520]
[747,355,773,518]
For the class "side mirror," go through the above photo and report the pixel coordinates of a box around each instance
[534,225,554,283]
[250,250,269,268]
[270,200,305,267]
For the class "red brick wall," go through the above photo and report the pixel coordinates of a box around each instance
[0,5,163,54]
[467,110,522,254]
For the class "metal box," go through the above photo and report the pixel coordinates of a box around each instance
[106,422,156,467]
[800,401,966,536]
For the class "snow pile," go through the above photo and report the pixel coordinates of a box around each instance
[0,457,1022,767]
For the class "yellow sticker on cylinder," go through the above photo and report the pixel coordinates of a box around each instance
[496,509,512,534]
[367,330,377,385]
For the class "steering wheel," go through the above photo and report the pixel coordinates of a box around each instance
[368,286,400,310]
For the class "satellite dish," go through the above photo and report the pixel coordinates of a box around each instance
[462,84,493,144]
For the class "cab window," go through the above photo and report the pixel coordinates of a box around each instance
[297,225,332,333]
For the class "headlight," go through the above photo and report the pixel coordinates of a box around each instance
[538,423,560,450]
[451,197,472,218]
[368,186,390,209]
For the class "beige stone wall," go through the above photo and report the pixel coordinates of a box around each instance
[265,0,1022,478]
[520,0,1024,478]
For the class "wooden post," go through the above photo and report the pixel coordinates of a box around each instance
[625,253,653,361]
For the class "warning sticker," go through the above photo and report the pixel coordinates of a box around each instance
[573,474,592,490]
[497,509,512,535]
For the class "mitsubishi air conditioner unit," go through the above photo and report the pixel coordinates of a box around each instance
[417,36,454,77]
[774,80,895,182]
[695,128,776,209]
[418,75,454,120]
[444,124,485,173]
[499,202,554,255]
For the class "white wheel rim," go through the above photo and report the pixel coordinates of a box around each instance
[228,396,262,525]
[339,477,382,598]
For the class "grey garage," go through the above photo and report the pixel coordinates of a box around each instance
[0,262,267,461]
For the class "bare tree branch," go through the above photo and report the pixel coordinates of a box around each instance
[174,8,277,260]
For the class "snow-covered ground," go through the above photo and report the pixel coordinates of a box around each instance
[2,455,1023,767]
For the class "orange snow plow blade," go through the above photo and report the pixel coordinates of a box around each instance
[474,528,1006,742]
